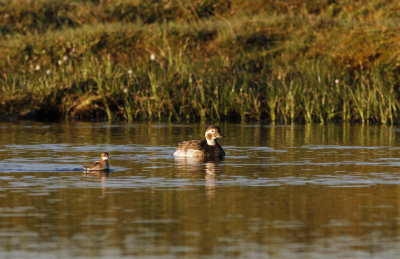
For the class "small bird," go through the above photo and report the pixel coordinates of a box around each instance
[83,152,111,171]
[174,125,225,159]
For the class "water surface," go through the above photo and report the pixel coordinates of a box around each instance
[1,122,400,258]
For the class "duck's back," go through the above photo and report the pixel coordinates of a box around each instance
[179,140,204,150]
[174,140,224,158]
[83,160,108,171]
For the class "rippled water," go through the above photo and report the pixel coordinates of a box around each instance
[1,122,400,258]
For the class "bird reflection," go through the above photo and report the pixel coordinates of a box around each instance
[83,170,109,178]
[174,157,223,197]
[82,170,109,196]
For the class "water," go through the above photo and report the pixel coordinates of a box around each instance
[1,122,400,258]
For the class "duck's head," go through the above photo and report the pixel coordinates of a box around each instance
[101,152,110,161]
[205,125,224,145]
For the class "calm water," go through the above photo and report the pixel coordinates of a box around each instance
[1,122,400,258]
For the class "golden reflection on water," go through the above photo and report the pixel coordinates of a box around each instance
[83,171,109,197]
[1,122,400,257]
[174,156,222,197]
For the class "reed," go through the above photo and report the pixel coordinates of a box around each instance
[1,0,400,123]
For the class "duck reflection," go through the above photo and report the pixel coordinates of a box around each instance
[83,170,109,178]
[82,170,109,196]
[174,156,223,197]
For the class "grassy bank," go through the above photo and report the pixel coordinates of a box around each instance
[1,0,400,123]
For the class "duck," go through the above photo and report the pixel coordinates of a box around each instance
[173,125,225,159]
[83,152,111,171]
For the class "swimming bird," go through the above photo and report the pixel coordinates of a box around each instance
[83,152,111,171]
[173,125,225,159]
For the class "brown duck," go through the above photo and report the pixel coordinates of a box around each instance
[173,125,225,159]
[83,152,111,171]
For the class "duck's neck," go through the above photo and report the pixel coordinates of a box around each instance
[206,138,218,146]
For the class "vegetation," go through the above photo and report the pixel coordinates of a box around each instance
[1,0,400,123]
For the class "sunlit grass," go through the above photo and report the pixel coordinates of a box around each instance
[1,0,400,123]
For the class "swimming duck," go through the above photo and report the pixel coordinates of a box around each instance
[174,125,225,159]
[83,152,110,171]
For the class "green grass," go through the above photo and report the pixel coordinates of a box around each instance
[1,0,400,123]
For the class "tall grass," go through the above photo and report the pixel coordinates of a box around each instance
[1,0,400,123]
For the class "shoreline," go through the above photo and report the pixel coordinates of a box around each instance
[2,1,399,124]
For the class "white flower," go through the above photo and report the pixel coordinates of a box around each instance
[123,88,128,94]
[335,79,340,84]
[35,65,41,71]
[128,69,133,75]
[63,56,68,61]
[57,60,63,66]
[150,54,156,61]
[46,69,51,75]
